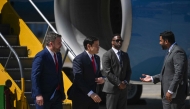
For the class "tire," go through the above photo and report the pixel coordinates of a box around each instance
[127,84,142,104]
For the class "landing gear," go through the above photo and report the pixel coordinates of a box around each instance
[127,84,142,104]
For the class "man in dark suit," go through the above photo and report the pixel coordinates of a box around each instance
[102,34,132,109]
[31,32,65,109]
[140,31,188,109]
[68,37,105,109]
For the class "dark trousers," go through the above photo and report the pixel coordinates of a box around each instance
[72,98,99,109]
[35,90,63,109]
[106,88,128,109]
[162,96,186,109]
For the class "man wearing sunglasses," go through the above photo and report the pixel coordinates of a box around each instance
[102,34,132,109]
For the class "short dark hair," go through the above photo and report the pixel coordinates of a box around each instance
[112,34,121,38]
[83,37,99,50]
[160,31,175,44]
[45,32,61,46]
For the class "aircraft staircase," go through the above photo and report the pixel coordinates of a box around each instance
[0,25,72,109]
[0,16,38,109]
[0,0,72,109]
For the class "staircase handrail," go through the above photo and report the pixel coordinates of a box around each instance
[0,33,25,92]
[28,0,76,59]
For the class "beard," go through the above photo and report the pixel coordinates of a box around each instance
[54,47,61,52]
[115,44,122,49]
[161,45,167,50]
[56,48,61,52]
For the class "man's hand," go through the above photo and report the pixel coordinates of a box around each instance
[95,77,105,84]
[118,81,126,89]
[90,93,102,103]
[140,74,152,82]
[36,95,44,106]
[166,92,172,102]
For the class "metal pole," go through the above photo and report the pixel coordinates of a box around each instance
[42,26,50,48]
[29,0,76,58]
[28,0,57,34]
[0,33,25,109]
[0,33,24,80]
[62,49,69,66]
[4,51,12,69]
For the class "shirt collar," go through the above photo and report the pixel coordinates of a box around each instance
[46,46,55,57]
[85,50,94,60]
[168,42,176,53]
[112,47,120,54]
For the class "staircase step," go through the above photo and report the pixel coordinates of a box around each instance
[6,68,31,80]
[29,104,36,109]
[28,103,72,109]
[0,46,28,57]
[25,92,72,109]
[0,35,19,46]
[0,57,33,68]
[25,92,33,104]
[0,24,11,35]
[15,80,31,92]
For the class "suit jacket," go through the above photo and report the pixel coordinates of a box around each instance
[102,49,132,93]
[153,44,188,99]
[68,51,101,102]
[31,47,65,101]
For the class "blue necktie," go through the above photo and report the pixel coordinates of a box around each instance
[117,51,122,66]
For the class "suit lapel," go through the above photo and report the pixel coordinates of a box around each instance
[163,44,176,64]
[83,51,101,76]
[83,51,96,75]
[161,44,177,75]
[110,49,120,64]
[161,53,168,75]
[168,44,177,57]
[56,52,62,72]
[45,48,55,64]
[120,51,124,67]
[110,49,122,69]
[83,51,92,64]
[57,53,61,65]
[94,55,99,75]
[44,48,57,72]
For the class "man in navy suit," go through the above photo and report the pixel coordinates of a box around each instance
[31,32,65,109]
[68,37,105,109]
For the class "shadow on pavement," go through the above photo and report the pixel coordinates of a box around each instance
[100,98,190,109]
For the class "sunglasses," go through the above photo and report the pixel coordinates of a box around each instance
[112,39,123,43]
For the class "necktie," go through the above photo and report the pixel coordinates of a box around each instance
[54,53,58,72]
[117,51,122,66]
[91,55,96,73]
[54,53,60,90]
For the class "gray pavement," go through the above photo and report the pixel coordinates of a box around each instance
[100,85,190,109]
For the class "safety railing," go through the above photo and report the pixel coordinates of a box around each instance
[0,32,25,93]
[29,0,76,65]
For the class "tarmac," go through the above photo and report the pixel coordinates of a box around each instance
[99,85,190,109]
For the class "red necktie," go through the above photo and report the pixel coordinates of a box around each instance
[91,55,96,73]
[54,53,58,72]
[54,53,60,90]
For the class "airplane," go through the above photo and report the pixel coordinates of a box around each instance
[7,0,190,104]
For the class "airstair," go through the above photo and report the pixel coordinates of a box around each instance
[0,0,72,109]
